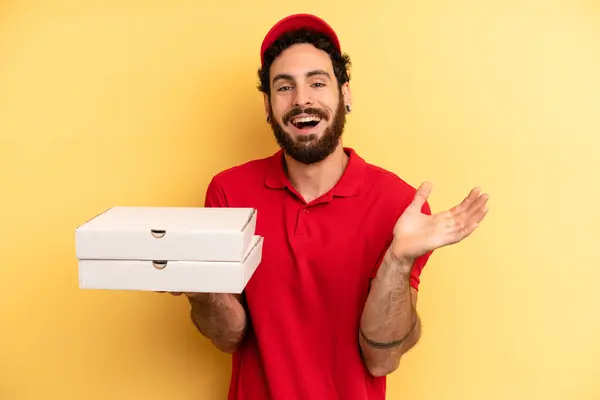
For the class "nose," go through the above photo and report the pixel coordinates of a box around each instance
[292,85,313,107]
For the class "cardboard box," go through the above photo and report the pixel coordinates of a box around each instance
[78,235,263,293]
[75,206,263,293]
[75,206,257,262]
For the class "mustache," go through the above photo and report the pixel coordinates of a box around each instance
[282,107,329,125]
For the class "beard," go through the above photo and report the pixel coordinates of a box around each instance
[268,94,346,165]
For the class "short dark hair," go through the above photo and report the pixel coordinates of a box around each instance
[257,28,352,96]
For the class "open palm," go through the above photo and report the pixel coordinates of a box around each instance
[391,182,489,260]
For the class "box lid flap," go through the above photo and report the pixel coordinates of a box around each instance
[77,206,255,232]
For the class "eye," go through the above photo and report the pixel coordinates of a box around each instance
[312,82,326,88]
[277,85,292,92]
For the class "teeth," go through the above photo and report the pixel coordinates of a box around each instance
[291,115,322,124]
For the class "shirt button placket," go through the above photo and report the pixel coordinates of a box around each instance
[295,207,309,236]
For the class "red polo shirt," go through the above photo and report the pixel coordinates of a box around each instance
[204,147,432,400]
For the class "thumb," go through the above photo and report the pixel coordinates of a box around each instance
[411,181,432,209]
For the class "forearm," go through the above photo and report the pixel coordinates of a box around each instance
[359,250,421,376]
[188,293,247,354]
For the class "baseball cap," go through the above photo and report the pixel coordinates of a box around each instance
[260,13,341,66]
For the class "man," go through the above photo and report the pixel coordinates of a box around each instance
[181,13,489,400]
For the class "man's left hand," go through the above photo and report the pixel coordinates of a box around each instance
[391,182,489,262]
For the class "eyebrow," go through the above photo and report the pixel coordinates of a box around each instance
[272,70,332,84]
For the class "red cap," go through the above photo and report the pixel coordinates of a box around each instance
[260,13,341,66]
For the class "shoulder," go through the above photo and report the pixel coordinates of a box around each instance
[363,162,418,204]
[358,155,431,216]
[209,153,274,187]
[204,153,277,207]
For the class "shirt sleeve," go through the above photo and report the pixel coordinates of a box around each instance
[370,200,434,291]
[204,176,229,208]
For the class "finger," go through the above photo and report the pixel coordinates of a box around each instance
[411,181,433,209]
[454,202,489,239]
[453,187,481,214]
[455,191,489,222]
[463,193,489,222]
[468,199,489,226]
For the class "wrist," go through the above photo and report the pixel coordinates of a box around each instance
[370,253,412,285]
[389,238,417,265]
[385,247,415,276]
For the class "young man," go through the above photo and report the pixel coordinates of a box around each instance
[182,13,489,400]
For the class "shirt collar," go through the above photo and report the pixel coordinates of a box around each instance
[264,147,366,197]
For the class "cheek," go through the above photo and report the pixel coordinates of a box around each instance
[318,93,341,114]
[270,97,289,120]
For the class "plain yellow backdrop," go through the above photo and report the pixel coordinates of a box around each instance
[1,0,599,399]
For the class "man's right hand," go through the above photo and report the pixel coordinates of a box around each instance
[157,291,247,353]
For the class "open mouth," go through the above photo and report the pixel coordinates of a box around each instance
[290,115,322,131]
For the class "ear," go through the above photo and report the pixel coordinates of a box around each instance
[341,82,352,112]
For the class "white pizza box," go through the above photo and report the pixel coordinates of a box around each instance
[75,206,257,262]
[78,235,263,293]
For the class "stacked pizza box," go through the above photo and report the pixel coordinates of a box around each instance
[75,206,262,294]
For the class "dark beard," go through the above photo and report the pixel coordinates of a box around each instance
[268,95,346,165]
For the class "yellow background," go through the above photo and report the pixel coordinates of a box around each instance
[1,0,599,399]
